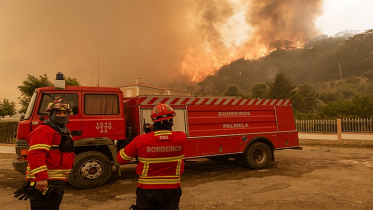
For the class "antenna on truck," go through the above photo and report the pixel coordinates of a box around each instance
[96,53,100,87]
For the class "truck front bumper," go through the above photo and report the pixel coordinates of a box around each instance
[13,158,27,174]
[13,139,29,174]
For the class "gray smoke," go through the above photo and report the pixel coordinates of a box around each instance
[245,0,323,49]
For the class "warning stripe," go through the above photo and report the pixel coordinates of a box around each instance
[137,97,291,106]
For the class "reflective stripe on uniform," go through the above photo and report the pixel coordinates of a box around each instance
[30,165,47,174]
[47,174,68,179]
[26,168,71,180]
[120,149,133,161]
[50,145,60,150]
[48,169,71,174]
[139,175,180,179]
[176,160,182,176]
[29,144,51,151]
[26,173,35,179]
[138,178,181,185]
[139,155,184,177]
[154,131,172,136]
[138,155,184,163]
[142,162,149,177]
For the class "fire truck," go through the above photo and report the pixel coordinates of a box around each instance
[13,73,301,189]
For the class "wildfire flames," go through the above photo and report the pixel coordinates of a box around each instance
[181,0,322,82]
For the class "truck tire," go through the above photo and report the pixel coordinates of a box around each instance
[68,151,112,189]
[236,142,272,169]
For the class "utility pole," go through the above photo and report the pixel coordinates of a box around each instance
[338,62,343,80]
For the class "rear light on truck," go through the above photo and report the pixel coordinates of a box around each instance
[17,155,27,161]
[20,149,28,156]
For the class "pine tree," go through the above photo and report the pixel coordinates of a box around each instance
[267,72,297,99]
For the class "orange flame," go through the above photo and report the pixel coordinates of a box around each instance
[179,0,320,83]
[244,33,273,59]
[181,46,239,82]
[181,33,274,82]
[181,34,306,82]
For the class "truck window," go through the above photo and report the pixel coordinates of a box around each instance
[38,94,79,115]
[24,91,38,120]
[84,94,119,115]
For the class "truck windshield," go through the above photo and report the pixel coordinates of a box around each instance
[24,91,38,120]
[38,93,79,115]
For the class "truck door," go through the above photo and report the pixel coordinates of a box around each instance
[81,93,126,140]
[33,92,82,140]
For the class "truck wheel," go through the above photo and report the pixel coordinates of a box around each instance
[68,151,112,189]
[236,142,272,169]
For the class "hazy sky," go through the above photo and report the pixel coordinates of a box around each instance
[316,0,373,35]
[1,0,372,111]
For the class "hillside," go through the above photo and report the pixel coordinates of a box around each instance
[191,29,373,97]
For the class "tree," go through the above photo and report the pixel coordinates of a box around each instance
[267,72,297,99]
[66,77,80,86]
[18,74,52,113]
[292,84,319,113]
[251,83,267,98]
[0,98,16,119]
[319,100,351,118]
[350,95,373,118]
[17,74,80,113]
[223,84,244,97]
[319,95,373,118]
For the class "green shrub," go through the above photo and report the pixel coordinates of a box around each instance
[0,121,18,143]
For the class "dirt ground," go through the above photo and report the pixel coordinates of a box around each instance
[1,145,373,210]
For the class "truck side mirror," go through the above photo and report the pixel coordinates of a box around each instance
[39,113,47,121]
[72,106,78,115]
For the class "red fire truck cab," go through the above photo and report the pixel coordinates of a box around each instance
[13,74,300,189]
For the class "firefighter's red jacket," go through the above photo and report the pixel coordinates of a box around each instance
[117,130,187,189]
[26,125,75,182]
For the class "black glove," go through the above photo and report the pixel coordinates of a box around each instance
[14,181,36,200]
[42,184,63,199]
[14,181,63,201]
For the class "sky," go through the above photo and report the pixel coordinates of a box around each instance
[316,0,373,35]
[0,0,373,112]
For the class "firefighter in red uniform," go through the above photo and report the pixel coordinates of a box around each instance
[14,99,75,210]
[117,103,187,210]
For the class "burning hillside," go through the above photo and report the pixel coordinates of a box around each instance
[181,0,323,82]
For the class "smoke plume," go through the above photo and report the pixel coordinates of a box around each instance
[180,0,324,83]
[245,0,323,50]
[0,0,325,106]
